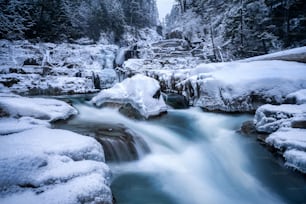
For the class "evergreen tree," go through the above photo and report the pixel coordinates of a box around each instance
[0,0,159,42]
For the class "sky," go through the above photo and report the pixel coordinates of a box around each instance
[156,0,175,22]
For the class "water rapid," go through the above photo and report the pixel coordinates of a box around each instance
[54,100,306,204]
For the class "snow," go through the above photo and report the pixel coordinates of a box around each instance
[0,40,118,94]
[120,27,162,47]
[266,128,306,151]
[0,127,112,204]
[242,46,306,63]
[0,117,50,135]
[91,74,167,119]
[186,60,306,112]
[257,104,306,173]
[286,89,306,105]
[0,93,77,122]
[1,173,112,204]
[121,56,306,113]
[284,149,306,174]
[254,104,306,133]
[265,128,306,173]
[0,92,113,203]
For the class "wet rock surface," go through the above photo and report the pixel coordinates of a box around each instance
[53,122,150,163]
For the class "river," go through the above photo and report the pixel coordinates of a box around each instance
[53,98,306,204]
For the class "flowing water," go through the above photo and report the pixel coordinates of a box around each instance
[54,99,306,204]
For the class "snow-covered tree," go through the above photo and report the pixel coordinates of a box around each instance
[165,0,304,60]
[0,0,159,42]
[0,0,34,40]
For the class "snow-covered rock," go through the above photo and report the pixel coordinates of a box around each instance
[0,117,50,135]
[0,93,77,122]
[254,103,306,174]
[286,89,306,105]
[265,128,306,174]
[254,104,306,133]
[91,74,167,119]
[242,46,306,63]
[266,128,306,151]
[120,56,306,113]
[0,127,112,204]
[0,40,118,94]
[187,60,306,112]
[284,149,306,174]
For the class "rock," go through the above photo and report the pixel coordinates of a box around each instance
[254,104,306,133]
[285,89,306,105]
[23,58,40,66]
[0,127,113,204]
[165,30,184,39]
[291,119,306,129]
[93,123,150,162]
[0,78,20,87]
[240,120,269,145]
[118,103,144,119]
[240,120,257,135]
[189,60,306,112]
[163,93,189,109]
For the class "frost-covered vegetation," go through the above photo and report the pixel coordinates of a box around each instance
[165,0,306,60]
[0,0,159,42]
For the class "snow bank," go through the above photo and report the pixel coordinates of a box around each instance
[92,74,167,119]
[188,60,306,112]
[254,104,306,133]
[255,103,306,174]
[242,46,306,63]
[265,128,306,173]
[284,149,306,174]
[0,127,112,204]
[0,117,50,135]
[0,93,77,122]
[266,128,306,151]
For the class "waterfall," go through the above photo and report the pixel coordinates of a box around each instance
[42,50,51,67]
[54,98,306,204]
[96,135,150,162]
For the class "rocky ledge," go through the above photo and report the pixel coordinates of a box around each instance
[250,92,306,174]
[0,92,113,204]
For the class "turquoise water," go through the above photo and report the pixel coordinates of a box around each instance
[56,101,306,204]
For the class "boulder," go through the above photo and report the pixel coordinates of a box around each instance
[0,127,112,204]
[254,104,306,133]
[91,74,167,119]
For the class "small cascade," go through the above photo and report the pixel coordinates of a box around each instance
[96,134,150,162]
[93,123,150,162]
[53,115,151,163]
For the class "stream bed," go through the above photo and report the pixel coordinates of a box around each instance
[53,99,306,204]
